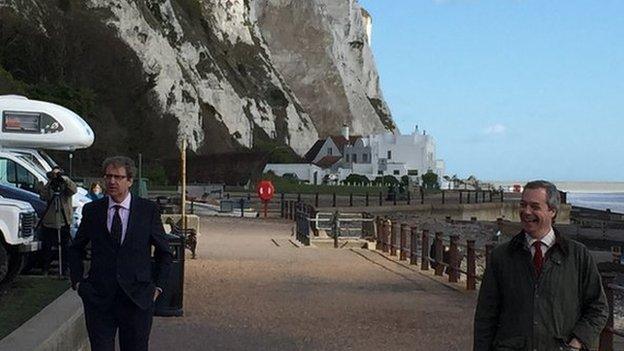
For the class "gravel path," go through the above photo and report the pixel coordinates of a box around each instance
[150,217,476,351]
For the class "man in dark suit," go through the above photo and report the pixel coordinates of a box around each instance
[69,156,173,351]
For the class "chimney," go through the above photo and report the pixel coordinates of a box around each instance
[414,125,419,134]
[341,124,350,140]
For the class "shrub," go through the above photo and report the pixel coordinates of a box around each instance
[345,173,370,185]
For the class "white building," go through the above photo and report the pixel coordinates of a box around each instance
[341,126,444,182]
[264,125,445,184]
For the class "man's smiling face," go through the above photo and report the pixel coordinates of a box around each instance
[520,187,556,239]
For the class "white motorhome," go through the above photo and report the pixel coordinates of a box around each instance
[0,95,95,233]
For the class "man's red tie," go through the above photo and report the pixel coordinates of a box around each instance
[533,241,543,275]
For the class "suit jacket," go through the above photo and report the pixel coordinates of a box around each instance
[68,196,173,310]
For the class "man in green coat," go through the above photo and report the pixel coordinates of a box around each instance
[474,180,608,350]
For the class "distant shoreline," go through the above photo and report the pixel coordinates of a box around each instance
[487,181,624,193]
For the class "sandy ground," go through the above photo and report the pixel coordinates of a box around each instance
[150,217,476,350]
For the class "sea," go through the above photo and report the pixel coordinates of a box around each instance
[488,181,624,214]
[566,193,624,214]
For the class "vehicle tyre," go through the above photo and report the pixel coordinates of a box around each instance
[0,243,10,285]
[0,243,24,288]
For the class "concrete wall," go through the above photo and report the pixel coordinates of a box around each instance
[325,202,571,224]
[263,163,324,184]
[0,289,89,351]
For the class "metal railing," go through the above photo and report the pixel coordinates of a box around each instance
[292,203,375,247]
[224,190,505,216]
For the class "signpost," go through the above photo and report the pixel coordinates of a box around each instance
[257,180,275,218]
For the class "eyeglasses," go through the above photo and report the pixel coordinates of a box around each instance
[103,174,128,181]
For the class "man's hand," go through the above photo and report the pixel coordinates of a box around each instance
[567,338,583,349]
[153,287,162,301]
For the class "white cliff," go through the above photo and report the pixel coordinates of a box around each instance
[253,0,395,137]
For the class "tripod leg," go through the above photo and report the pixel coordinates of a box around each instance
[57,227,62,279]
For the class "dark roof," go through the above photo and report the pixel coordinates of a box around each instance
[304,135,362,163]
[314,155,342,169]
[330,135,361,152]
[304,139,326,163]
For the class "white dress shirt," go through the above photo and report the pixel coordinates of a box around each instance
[526,228,555,258]
[107,194,131,244]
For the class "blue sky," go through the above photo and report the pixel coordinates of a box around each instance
[359,0,623,182]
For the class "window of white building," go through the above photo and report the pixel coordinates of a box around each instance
[327,147,332,155]
[353,154,357,163]
[363,154,368,162]
[346,154,350,162]
[393,170,400,175]
[387,150,392,160]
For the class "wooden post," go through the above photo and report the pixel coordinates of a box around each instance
[366,192,369,207]
[467,240,476,290]
[434,232,444,276]
[485,243,494,267]
[383,220,391,253]
[297,193,301,202]
[410,226,418,265]
[449,235,459,283]
[500,191,504,203]
[178,141,187,309]
[599,273,616,351]
[442,190,445,204]
[399,223,408,261]
[379,191,383,206]
[421,230,430,270]
[349,193,353,207]
[315,192,319,207]
[467,192,471,204]
[459,191,463,204]
[181,139,187,231]
[332,192,336,207]
[280,193,285,218]
[407,191,411,205]
[420,187,424,204]
[375,217,382,250]
[390,221,398,256]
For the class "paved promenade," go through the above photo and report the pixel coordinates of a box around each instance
[150,217,476,350]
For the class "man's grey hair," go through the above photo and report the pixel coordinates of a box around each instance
[102,156,136,180]
[523,180,560,213]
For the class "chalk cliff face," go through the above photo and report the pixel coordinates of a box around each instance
[0,0,394,180]
[253,0,394,137]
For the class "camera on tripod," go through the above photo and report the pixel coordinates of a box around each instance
[46,169,67,193]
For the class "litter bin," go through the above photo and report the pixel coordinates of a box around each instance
[153,232,185,317]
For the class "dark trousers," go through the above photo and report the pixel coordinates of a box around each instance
[41,225,70,274]
[83,287,154,351]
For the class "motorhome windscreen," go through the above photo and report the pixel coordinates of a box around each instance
[2,111,64,134]
[0,158,38,191]
[15,154,46,174]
